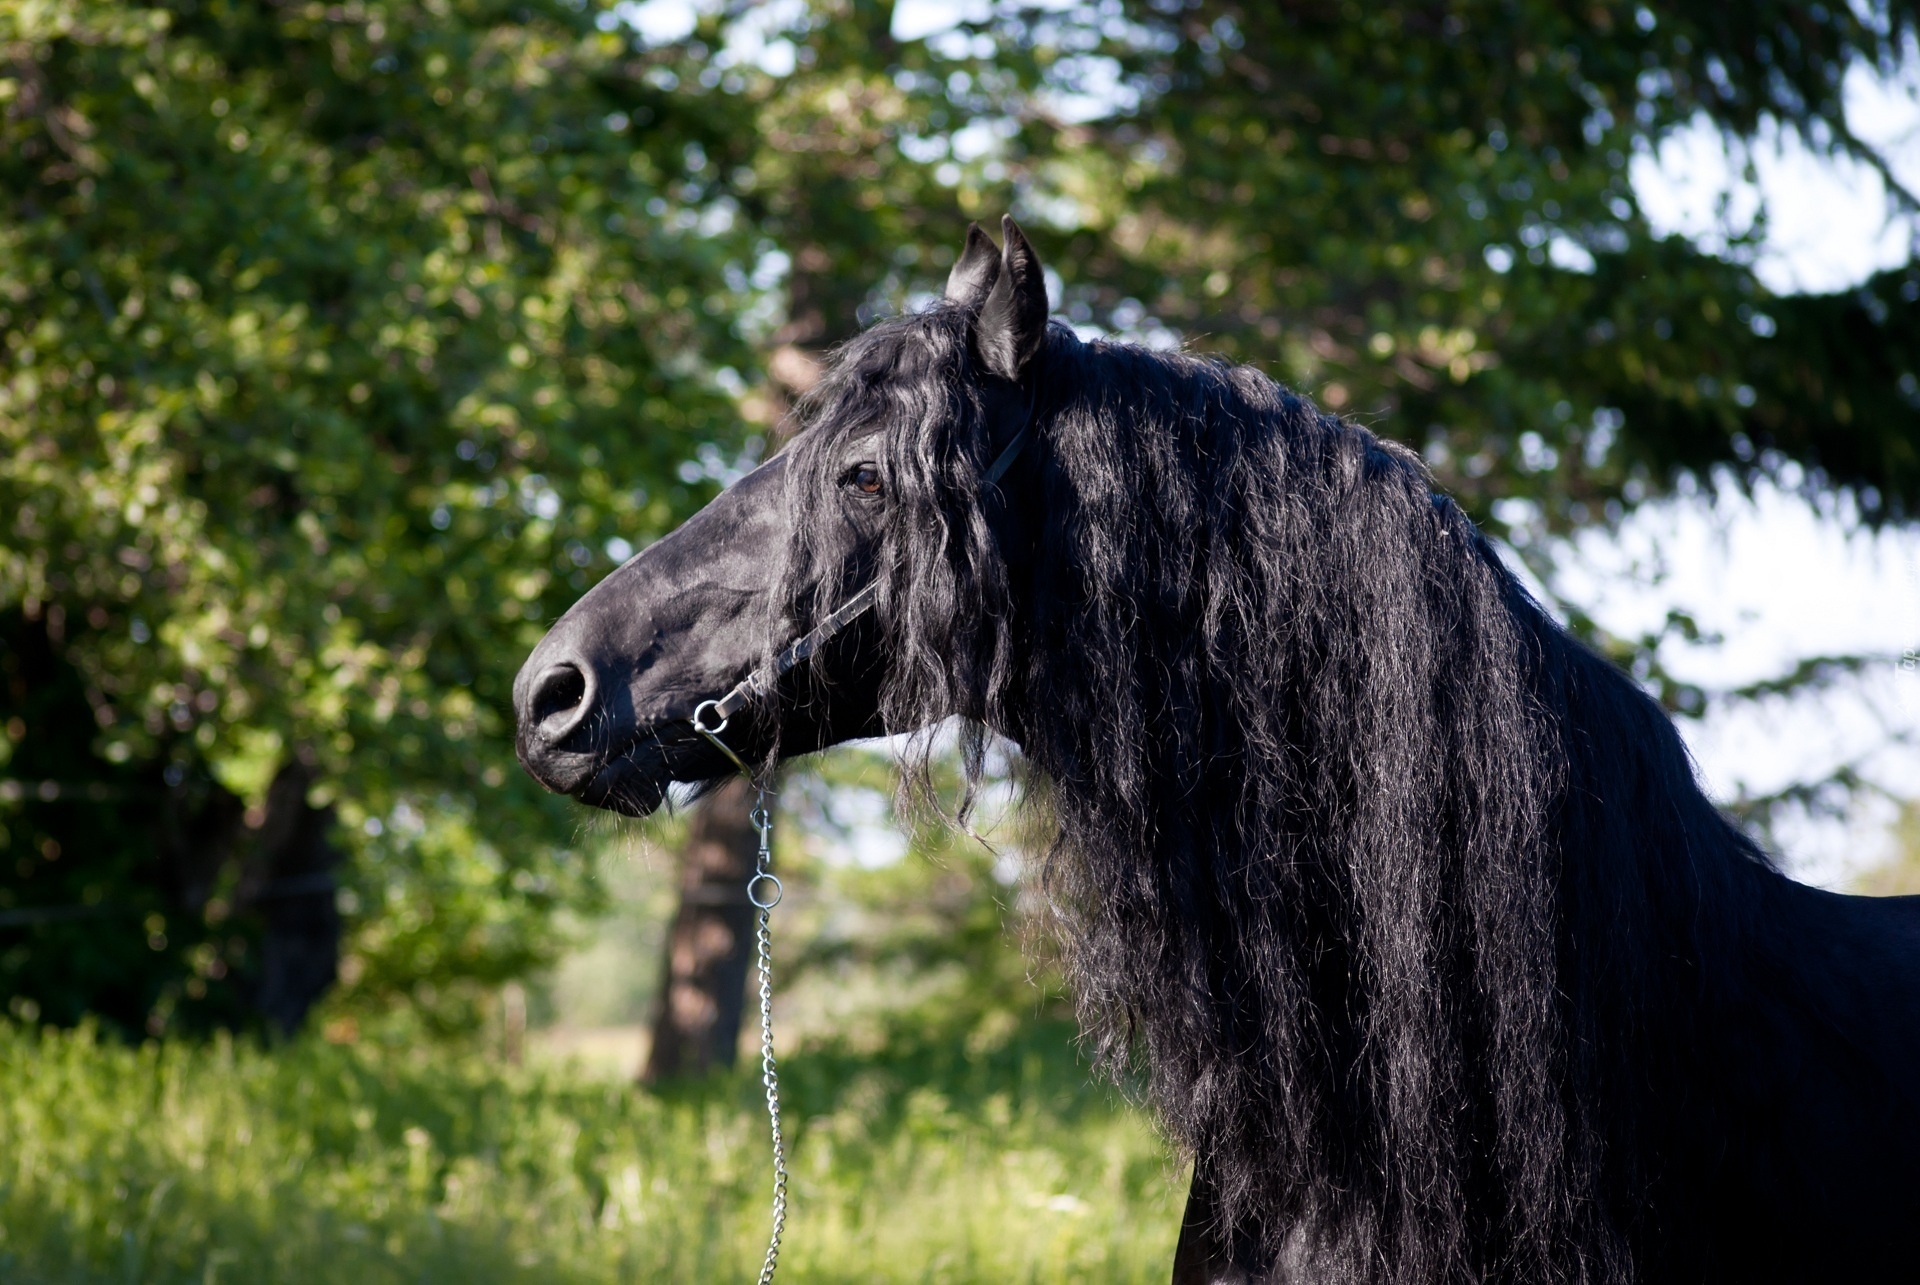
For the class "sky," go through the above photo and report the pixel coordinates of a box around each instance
[625,0,1920,883]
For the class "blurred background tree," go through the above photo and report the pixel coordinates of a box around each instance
[0,0,759,1034]
[3,0,1914,1043]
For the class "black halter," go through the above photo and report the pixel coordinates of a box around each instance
[690,402,1035,772]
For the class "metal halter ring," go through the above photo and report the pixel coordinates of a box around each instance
[690,699,753,776]
[748,872,783,910]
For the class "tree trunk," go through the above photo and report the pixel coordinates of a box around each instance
[239,760,344,1036]
[643,777,760,1082]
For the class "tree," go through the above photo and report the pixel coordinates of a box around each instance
[0,0,760,1032]
[0,609,337,1036]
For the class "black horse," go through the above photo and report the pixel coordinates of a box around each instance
[515,219,1920,1284]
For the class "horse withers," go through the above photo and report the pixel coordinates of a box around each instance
[515,219,1920,1284]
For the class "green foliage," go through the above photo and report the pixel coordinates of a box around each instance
[0,0,761,1025]
[327,797,609,1035]
[682,1,1920,538]
[532,826,680,1031]
[0,1018,1181,1282]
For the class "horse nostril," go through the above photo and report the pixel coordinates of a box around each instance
[528,662,591,742]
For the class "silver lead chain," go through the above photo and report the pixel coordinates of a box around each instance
[687,700,788,1283]
[747,786,787,1285]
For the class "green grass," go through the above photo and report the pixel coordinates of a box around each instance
[0,1017,1185,1283]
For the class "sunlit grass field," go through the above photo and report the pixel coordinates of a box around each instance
[0,1017,1184,1284]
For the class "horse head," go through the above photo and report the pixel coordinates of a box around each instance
[512,217,1050,815]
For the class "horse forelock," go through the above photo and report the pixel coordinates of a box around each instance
[780,305,1762,1283]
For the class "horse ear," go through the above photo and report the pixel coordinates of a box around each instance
[945,222,1001,307]
[974,215,1048,383]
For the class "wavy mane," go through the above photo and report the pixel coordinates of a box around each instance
[782,307,1776,1283]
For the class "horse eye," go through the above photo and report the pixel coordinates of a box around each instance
[845,464,883,496]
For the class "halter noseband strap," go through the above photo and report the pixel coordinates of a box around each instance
[690,402,1035,773]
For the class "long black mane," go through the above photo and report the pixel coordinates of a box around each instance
[781,307,1778,1283]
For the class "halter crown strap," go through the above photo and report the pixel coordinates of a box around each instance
[980,422,1030,486]
[691,399,1036,755]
